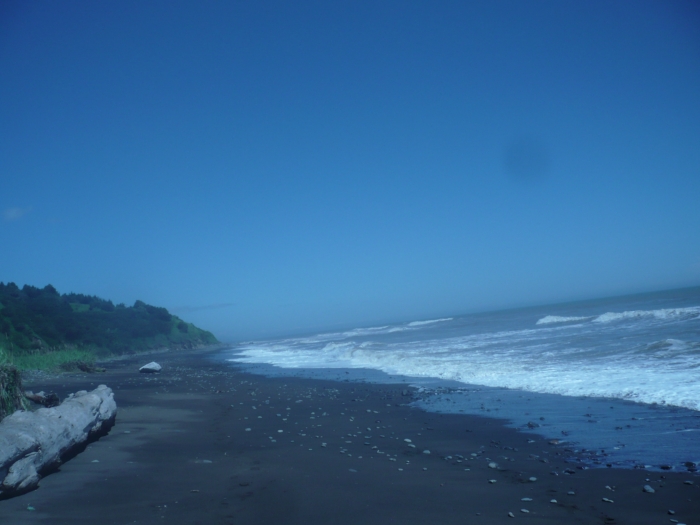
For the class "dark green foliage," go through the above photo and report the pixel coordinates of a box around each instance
[0,365,27,420]
[0,282,218,355]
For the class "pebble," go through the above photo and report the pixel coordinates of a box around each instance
[404,438,412,443]
[550,499,557,504]
[567,491,575,495]
[528,477,537,482]
[602,497,614,503]
[91,460,99,463]
[488,462,498,469]
[348,469,357,473]
[508,512,515,518]
[521,497,532,501]
[683,481,694,485]
[488,479,497,484]
[245,428,251,432]
[520,509,529,513]
[643,484,655,493]
[423,450,431,455]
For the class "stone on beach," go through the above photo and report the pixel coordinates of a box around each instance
[0,385,117,498]
[643,484,655,493]
[139,362,162,373]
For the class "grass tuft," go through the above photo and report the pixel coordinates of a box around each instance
[0,344,97,372]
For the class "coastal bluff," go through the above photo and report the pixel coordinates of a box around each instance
[0,385,116,499]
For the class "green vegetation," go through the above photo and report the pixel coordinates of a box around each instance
[0,364,27,419]
[0,282,218,371]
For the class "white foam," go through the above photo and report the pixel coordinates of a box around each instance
[593,307,700,324]
[536,315,591,325]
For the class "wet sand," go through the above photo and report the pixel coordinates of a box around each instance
[1,348,698,524]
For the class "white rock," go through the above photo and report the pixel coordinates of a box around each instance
[423,450,431,455]
[643,484,655,493]
[0,385,117,498]
[488,462,498,469]
[139,362,162,373]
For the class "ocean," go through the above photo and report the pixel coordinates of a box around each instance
[223,287,700,471]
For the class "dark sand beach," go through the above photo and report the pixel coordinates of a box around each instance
[1,348,698,525]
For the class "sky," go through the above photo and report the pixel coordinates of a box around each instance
[1,0,699,341]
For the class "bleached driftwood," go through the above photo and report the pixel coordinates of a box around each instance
[0,385,117,498]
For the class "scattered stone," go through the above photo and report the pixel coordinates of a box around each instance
[404,438,412,443]
[520,509,529,513]
[508,511,515,518]
[528,477,537,482]
[550,499,557,504]
[643,485,655,493]
[567,491,575,495]
[521,497,532,501]
[91,459,99,463]
[488,462,498,469]
[683,480,694,485]
[423,450,431,455]
[602,497,614,503]
[668,510,676,515]
[348,469,357,473]
[488,479,497,484]
[245,428,251,431]
[139,362,162,373]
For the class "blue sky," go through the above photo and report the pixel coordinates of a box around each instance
[2,0,699,340]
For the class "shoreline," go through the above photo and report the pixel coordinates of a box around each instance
[1,348,698,524]
[225,353,700,472]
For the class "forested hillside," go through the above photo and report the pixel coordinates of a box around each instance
[0,282,217,355]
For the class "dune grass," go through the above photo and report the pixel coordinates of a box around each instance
[0,343,97,371]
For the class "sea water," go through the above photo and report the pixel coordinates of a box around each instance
[224,287,700,471]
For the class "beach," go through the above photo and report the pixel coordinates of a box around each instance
[1,347,698,525]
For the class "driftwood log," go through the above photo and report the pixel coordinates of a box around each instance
[24,391,60,408]
[0,385,117,498]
